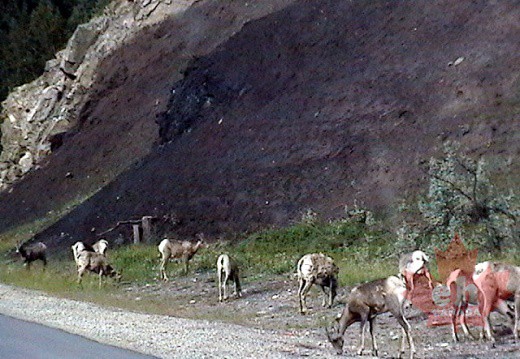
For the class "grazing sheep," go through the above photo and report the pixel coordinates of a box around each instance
[76,250,121,288]
[445,268,480,342]
[398,250,434,295]
[217,254,242,302]
[297,253,339,314]
[472,261,520,342]
[16,241,47,269]
[326,275,416,359]
[158,237,205,281]
[71,239,108,268]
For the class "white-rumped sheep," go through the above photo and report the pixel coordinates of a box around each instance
[297,253,339,314]
[76,250,121,288]
[217,254,242,302]
[398,250,434,295]
[158,237,205,281]
[16,241,47,269]
[326,275,416,359]
[473,261,520,342]
[71,239,109,268]
[92,239,109,256]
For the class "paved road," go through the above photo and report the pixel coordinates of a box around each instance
[0,314,157,359]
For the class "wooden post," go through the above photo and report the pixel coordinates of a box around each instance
[142,216,153,244]
[132,224,141,244]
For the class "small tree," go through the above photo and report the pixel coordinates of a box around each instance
[399,142,518,251]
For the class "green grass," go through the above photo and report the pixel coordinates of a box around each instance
[1,216,518,318]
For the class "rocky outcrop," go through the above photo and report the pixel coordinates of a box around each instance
[0,0,195,191]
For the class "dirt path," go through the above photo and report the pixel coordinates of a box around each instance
[1,273,519,358]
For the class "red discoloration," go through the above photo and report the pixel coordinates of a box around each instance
[472,262,516,342]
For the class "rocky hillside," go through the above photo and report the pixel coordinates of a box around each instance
[0,0,519,251]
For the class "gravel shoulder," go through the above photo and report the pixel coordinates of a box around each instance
[0,282,336,359]
[1,273,520,358]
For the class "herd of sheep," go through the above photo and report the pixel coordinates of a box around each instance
[13,239,520,358]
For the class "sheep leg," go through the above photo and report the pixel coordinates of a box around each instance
[223,274,228,301]
[99,270,103,289]
[160,258,169,281]
[478,296,495,343]
[357,309,369,355]
[298,279,313,314]
[328,280,334,308]
[184,259,189,275]
[218,271,223,302]
[459,301,476,339]
[451,301,460,342]
[369,317,378,357]
[234,273,242,298]
[515,292,520,341]
[77,267,86,285]
[424,268,434,289]
[393,311,415,359]
[320,285,329,307]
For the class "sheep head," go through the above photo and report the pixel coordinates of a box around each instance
[325,326,344,355]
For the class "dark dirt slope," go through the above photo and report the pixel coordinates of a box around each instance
[0,0,295,234]
[3,0,520,250]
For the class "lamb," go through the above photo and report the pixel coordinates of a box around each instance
[158,236,205,281]
[297,253,339,314]
[16,241,47,269]
[398,250,434,295]
[76,250,121,288]
[472,261,520,342]
[217,254,242,302]
[326,275,416,359]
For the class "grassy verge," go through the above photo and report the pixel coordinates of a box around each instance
[0,217,517,320]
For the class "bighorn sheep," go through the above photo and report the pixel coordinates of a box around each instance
[158,236,205,281]
[76,250,121,288]
[472,261,520,342]
[326,276,416,359]
[16,241,47,269]
[297,253,339,314]
[445,268,480,342]
[398,250,434,295]
[217,254,242,302]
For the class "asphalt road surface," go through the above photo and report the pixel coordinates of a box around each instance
[0,314,157,359]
